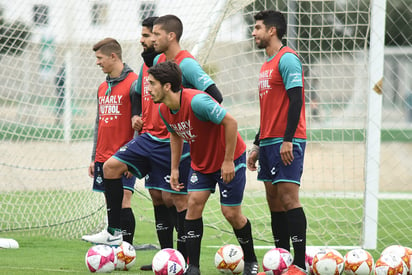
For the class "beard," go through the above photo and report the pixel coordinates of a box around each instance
[256,38,269,49]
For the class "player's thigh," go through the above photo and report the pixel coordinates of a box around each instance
[103,157,128,179]
[264,181,285,211]
[149,189,164,206]
[220,205,247,229]
[171,193,188,212]
[186,190,210,219]
[276,181,302,210]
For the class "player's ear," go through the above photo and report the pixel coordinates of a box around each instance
[164,82,172,91]
[168,31,176,41]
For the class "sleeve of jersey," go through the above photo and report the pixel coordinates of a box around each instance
[191,94,227,124]
[135,65,144,95]
[279,53,303,90]
[180,58,215,91]
[158,105,175,133]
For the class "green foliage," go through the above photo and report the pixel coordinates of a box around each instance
[0,20,31,56]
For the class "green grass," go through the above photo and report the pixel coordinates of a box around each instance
[1,191,411,274]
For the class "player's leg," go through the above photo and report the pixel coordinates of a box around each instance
[121,187,135,244]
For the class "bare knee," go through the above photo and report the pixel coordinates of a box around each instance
[103,158,127,179]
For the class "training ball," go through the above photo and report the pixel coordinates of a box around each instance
[313,248,345,275]
[152,248,186,275]
[343,248,374,275]
[85,244,117,273]
[306,247,322,275]
[375,253,408,275]
[381,245,411,274]
[214,244,245,274]
[262,247,293,275]
[114,241,136,271]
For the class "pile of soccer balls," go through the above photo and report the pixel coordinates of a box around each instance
[85,241,136,273]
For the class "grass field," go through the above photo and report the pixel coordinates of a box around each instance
[1,190,410,274]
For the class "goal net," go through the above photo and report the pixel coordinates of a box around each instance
[1,0,411,253]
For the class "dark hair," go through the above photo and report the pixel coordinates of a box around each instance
[92,37,122,60]
[147,61,182,92]
[254,10,287,40]
[153,14,183,42]
[142,16,159,31]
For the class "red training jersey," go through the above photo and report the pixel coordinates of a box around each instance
[95,72,137,162]
[258,46,306,140]
[159,89,246,174]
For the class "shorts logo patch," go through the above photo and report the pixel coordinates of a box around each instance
[190,173,198,185]
[119,145,127,152]
[271,167,277,175]
[221,189,228,198]
[164,175,170,183]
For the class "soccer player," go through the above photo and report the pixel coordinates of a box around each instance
[247,10,308,275]
[148,61,259,275]
[133,15,224,270]
[151,14,223,102]
[82,38,139,246]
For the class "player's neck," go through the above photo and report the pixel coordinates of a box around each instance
[266,42,283,57]
[165,90,181,111]
[109,63,124,78]
[164,43,181,61]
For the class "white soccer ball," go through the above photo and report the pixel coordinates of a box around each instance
[85,244,117,273]
[262,247,294,275]
[214,244,245,274]
[343,248,374,275]
[152,248,186,275]
[306,247,322,275]
[313,248,345,275]
[375,253,408,275]
[114,241,136,271]
[381,245,411,274]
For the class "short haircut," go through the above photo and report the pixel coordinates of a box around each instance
[142,16,159,31]
[153,14,183,42]
[147,61,182,93]
[254,10,287,40]
[92,38,122,60]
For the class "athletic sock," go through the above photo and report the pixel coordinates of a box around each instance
[286,207,307,269]
[176,209,187,259]
[233,219,257,263]
[154,204,174,249]
[271,211,290,251]
[184,217,203,267]
[120,207,135,244]
[103,178,123,230]
[167,205,178,229]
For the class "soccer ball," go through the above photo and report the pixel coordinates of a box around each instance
[152,248,186,275]
[262,247,294,275]
[85,244,117,273]
[306,247,322,275]
[312,248,345,275]
[375,253,408,275]
[343,248,374,275]
[381,245,411,274]
[214,244,245,274]
[114,241,136,271]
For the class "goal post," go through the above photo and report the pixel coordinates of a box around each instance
[0,0,411,255]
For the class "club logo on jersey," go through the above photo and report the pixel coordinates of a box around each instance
[190,173,198,185]
[169,120,197,143]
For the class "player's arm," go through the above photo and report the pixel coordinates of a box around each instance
[180,58,223,103]
[89,91,99,177]
[247,128,260,171]
[279,53,304,165]
[130,70,143,131]
[220,113,238,183]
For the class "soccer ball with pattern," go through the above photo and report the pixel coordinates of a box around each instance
[381,245,411,274]
[343,248,374,275]
[214,244,245,274]
[313,248,345,275]
[114,241,136,271]
[262,247,294,275]
[152,248,186,275]
[306,247,322,275]
[374,253,408,275]
[85,244,117,273]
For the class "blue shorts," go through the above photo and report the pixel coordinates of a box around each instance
[257,139,306,185]
[113,133,190,194]
[92,162,136,193]
[187,153,246,206]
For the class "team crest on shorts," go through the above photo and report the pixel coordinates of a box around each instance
[119,145,128,152]
[190,173,198,184]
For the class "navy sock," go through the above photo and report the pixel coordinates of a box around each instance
[233,219,257,263]
[154,205,174,249]
[184,218,203,267]
[287,207,307,269]
[103,178,123,230]
[120,207,135,244]
[271,211,290,251]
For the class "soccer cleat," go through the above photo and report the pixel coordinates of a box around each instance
[281,265,307,275]
[244,261,259,275]
[183,264,201,275]
[140,264,152,271]
[81,229,123,246]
